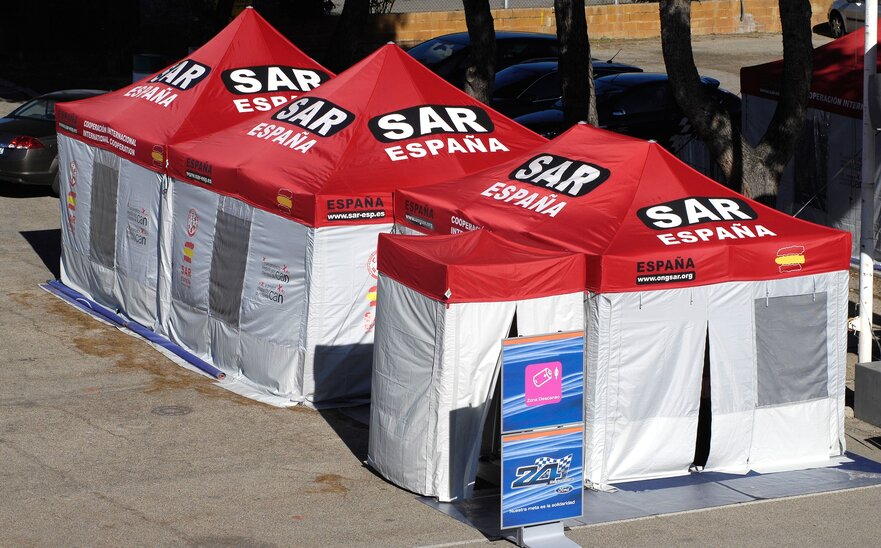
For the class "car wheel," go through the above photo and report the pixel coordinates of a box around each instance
[51,172,60,197]
[829,13,845,38]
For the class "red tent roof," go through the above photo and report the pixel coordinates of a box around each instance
[395,123,851,293]
[56,8,332,170]
[377,230,586,303]
[741,23,881,118]
[166,44,546,227]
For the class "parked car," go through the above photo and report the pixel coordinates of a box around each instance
[407,31,559,88]
[0,89,105,194]
[491,59,644,118]
[828,0,881,38]
[513,73,741,148]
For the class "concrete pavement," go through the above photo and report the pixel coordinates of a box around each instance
[588,32,834,96]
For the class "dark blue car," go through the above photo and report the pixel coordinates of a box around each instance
[407,31,560,89]
[514,72,741,148]
[491,59,643,118]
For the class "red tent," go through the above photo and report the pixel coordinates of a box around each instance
[56,7,332,170]
[377,229,585,303]
[395,123,851,293]
[741,23,881,119]
[370,230,586,501]
[389,123,853,491]
[53,7,334,404]
[153,43,545,405]
[166,44,546,227]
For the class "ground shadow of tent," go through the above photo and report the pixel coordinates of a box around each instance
[312,343,374,405]
[318,407,369,463]
[20,229,60,279]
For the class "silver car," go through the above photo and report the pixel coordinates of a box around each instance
[829,0,881,38]
[0,89,104,194]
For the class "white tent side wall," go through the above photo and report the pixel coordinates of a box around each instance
[742,94,881,258]
[115,159,163,328]
[369,274,584,502]
[586,287,707,484]
[719,272,848,472]
[302,222,393,404]
[59,135,98,296]
[58,134,163,328]
[585,271,848,486]
[239,208,311,396]
[161,178,312,400]
[162,180,219,360]
[159,179,393,404]
[369,275,445,497]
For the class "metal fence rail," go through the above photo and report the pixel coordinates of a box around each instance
[334,1,641,15]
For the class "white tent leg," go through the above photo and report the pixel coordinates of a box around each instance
[860,3,877,364]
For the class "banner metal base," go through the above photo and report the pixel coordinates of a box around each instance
[509,521,580,548]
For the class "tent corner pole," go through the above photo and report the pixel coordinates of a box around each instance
[860,5,878,364]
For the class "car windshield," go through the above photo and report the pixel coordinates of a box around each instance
[493,66,546,99]
[408,39,467,66]
[9,98,57,121]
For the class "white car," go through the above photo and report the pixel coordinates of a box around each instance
[829,0,881,38]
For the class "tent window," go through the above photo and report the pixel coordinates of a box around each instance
[208,198,252,327]
[89,162,119,269]
[754,293,828,407]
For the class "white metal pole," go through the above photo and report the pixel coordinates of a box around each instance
[860,3,878,363]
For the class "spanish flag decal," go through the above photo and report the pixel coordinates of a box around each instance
[277,190,293,212]
[183,241,195,263]
[775,245,805,273]
[367,285,377,307]
[151,145,165,167]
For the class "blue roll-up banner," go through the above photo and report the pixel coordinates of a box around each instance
[501,331,584,434]
[501,426,584,529]
[500,331,585,529]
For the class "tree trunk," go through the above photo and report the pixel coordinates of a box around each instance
[554,0,598,127]
[752,0,814,198]
[462,0,496,104]
[658,0,812,203]
[326,0,370,73]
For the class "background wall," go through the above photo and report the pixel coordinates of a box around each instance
[368,0,833,46]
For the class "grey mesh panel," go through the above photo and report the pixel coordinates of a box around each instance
[89,162,119,269]
[755,293,828,407]
[208,201,252,327]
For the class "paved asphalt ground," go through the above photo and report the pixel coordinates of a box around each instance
[3,32,881,547]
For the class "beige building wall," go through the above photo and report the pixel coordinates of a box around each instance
[369,1,832,46]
